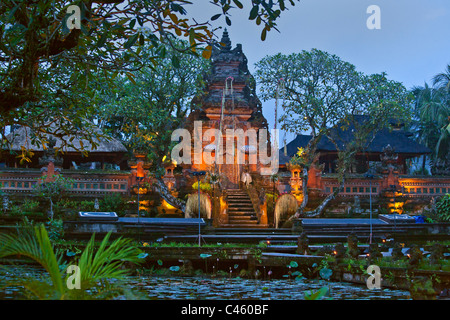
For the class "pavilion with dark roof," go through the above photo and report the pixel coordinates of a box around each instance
[1,125,129,170]
[279,115,431,174]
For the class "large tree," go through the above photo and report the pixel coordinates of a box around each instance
[95,41,210,211]
[0,0,298,159]
[0,0,298,112]
[412,65,450,174]
[255,49,412,217]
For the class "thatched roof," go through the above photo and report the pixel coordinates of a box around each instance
[5,125,128,153]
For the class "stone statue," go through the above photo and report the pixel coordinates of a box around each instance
[408,244,423,267]
[391,242,405,261]
[38,136,63,167]
[296,232,310,255]
[429,243,444,265]
[317,245,334,256]
[347,233,360,259]
[334,243,347,263]
[368,243,383,261]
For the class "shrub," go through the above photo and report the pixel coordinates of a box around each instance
[46,219,64,241]
[100,193,124,213]
[192,181,211,193]
[22,198,40,213]
[436,194,450,221]
[9,204,22,217]
[78,200,95,212]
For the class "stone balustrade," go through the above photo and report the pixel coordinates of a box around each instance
[0,169,131,196]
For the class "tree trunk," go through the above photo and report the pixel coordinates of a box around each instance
[49,198,54,220]
[307,179,345,217]
[153,178,186,213]
[299,167,309,212]
[422,154,426,174]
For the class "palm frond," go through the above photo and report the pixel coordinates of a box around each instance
[0,225,64,297]
[76,232,142,285]
[0,225,143,300]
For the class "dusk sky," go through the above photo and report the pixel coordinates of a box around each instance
[190,0,450,143]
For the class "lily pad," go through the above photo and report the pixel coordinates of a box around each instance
[169,266,180,272]
[66,251,76,257]
[289,261,299,268]
[319,267,333,280]
[137,253,148,259]
[157,259,163,266]
[200,253,212,259]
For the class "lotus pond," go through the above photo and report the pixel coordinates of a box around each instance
[0,266,411,300]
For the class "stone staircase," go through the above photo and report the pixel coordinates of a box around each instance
[222,189,265,228]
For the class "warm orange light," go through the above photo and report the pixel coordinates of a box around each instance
[162,199,176,210]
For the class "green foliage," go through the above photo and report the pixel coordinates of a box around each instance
[55,198,78,209]
[256,49,412,215]
[97,39,210,173]
[436,194,450,221]
[266,192,278,215]
[46,219,64,241]
[0,225,143,299]
[100,193,124,213]
[0,0,298,163]
[412,65,450,161]
[192,181,212,193]
[8,204,23,217]
[33,175,74,211]
[8,200,45,218]
[79,201,96,212]
[304,287,330,300]
[21,199,41,213]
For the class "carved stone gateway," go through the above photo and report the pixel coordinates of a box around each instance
[185,29,269,189]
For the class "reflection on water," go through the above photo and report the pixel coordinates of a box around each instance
[119,276,410,300]
[0,266,411,300]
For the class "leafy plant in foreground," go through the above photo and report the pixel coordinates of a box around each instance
[0,225,144,299]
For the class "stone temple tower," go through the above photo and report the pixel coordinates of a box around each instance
[185,29,270,189]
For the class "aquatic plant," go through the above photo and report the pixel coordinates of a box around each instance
[200,253,212,272]
[304,287,330,300]
[319,267,333,281]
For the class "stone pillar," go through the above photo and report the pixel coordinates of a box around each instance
[260,201,268,225]
[307,165,322,189]
[292,218,303,234]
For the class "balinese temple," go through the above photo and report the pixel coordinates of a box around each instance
[1,30,449,228]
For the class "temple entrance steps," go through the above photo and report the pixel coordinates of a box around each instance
[221,189,266,228]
